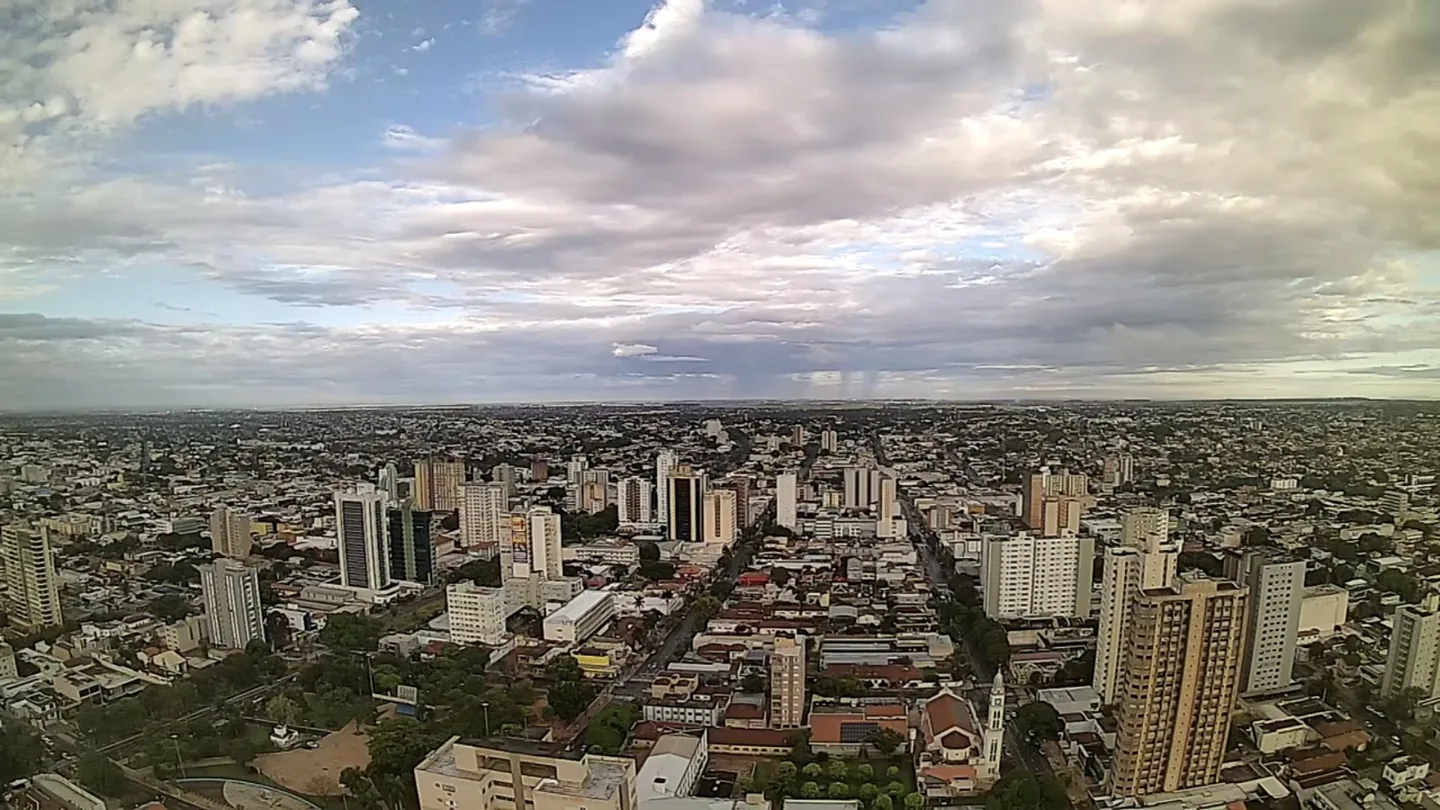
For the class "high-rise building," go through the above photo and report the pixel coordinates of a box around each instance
[1094,514,1179,704]
[209,506,253,558]
[414,458,466,512]
[530,459,549,482]
[515,506,563,581]
[1022,467,1089,534]
[775,471,798,530]
[491,464,516,498]
[566,454,589,485]
[667,466,706,543]
[200,559,265,649]
[1233,551,1304,694]
[726,475,751,529]
[617,477,653,525]
[790,426,805,446]
[1109,577,1248,797]
[579,469,610,513]
[335,487,390,590]
[771,633,806,728]
[1381,490,1411,516]
[388,498,435,585]
[980,672,1005,786]
[1382,595,1440,699]
[460,482,507,556]
[0,525,62,631]
[704,490,737,546]
[447,582,507,646]
[877,475,897,523]
[819,429,838,453]
[655,450,677,523]
[981,535,1095,619]
[379,462,400,502]
[1103,453,1137,487]
[843,466,881,510]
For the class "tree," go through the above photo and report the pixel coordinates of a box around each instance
[147,593,194,621]
[871,727,905,756]
[770,568,793,587]
[547,680,597,721]
[638,541,661,561]
[693,595,722,622]
[778,762,798,781]
[857,763,874,780]
[886,781,906,796]
[586,703,639,754]
[741,673,765,693]
[266,695,302,726]
[827,760,848,781]
[1015,701,1064,742]
[801,782,821,799]
[447,558,501,587]
[986,771,1068,810]
[859,784,880,802]
[905,793,925,810]
[320,613,382,651]
[803,762,823,779]
[76,752,128,798]
[886,765,901,780]
[829,782,850,799]
[875,795,894,810]
[639,560,676,581]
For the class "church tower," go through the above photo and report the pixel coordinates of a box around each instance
[980,671,1005,785]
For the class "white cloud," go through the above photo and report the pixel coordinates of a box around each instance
[612,343,659,357]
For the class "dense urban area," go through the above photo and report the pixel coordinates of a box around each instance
[0,402,1437,810]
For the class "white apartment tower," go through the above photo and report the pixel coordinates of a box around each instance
[335,487,390,590]
[200,559,265,649]
[704,489,737,546]
[981,534,1095,619]
[617,477,654,525]
[520,506,563,581]
[460,481,507,557]
[771,633,806,728]
[1094,508,1179,704]
[209,506,253,558]
[655,450,677,522]
[775,471,798,530]
[1235,551,1305,694]
[843,466,881,510]
[1383,595,1440,699]
[447,582,507,646]
[819,429,838,453]
[0,525,62,631]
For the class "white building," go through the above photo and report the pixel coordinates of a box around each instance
[200,559,265,649]
[704,490,737,546]
[543,590,616,644]
[844,467,881,510]
[776,472,798,531]
[447,582,507,646]
[618,477,654,525]
[1383,595,1440,699]
[335,486,390,590]
[655,450,677,526]
[636,732,708,803]
[209,506,253,558]
[1299,584,1350,641]
[1093,529,1178,704]
[460,481,508,555]
[980,534,1095,620]
[1237,552,1305,694]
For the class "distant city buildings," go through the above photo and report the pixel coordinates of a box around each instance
[414,458,465,512]
[655,449,677,523]
[775,471,797,530]
[617,476,653,525]
[1021,466,1089,537]
[200,558,265,649]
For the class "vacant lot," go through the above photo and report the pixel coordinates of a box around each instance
[254,722,370,796]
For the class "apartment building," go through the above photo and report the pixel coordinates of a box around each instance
[414,736,637,810]
[981,534,1095,619]
[771,633,806,729]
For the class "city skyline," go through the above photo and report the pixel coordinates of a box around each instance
[2,0,1439,409]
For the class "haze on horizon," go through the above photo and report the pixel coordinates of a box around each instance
[1,0,1438,409]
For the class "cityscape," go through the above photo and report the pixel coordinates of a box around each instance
[0,401,1435,810]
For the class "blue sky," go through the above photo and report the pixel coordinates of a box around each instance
[0,0,1438,409]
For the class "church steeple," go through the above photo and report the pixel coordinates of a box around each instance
[980,671,1005,784]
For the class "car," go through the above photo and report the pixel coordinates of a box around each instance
[301,741,320,750]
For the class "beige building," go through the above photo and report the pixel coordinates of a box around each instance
[415,458,466,512]
[703,490,737,546]
[414,736,636,810]
[1,524,62,631]
[1022,467,1089,536]
[1109,576,1248,797]
[460,482,508,553]
[447,582,507,647]
[209,506,253,558]
[770,633,806,729]
[1094,509,1179,704]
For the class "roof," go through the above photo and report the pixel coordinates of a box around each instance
[545,589,613,623]
[707,726,799,748]
[924,689,975,737]
[725,703,765,720]
[637,734,704,800]
[920,764,976,783]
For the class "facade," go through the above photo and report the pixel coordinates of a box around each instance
[1383,597,1440,699]
[388,499,435,585]
[980,673,1005,785]
[1109,577,1248,797]
[460,482,508,555]
[0,642,16,681]
[655,450,677,525]
[820,429,839,453]
[770,633,806,729]
[209,506,253,558]
[843,466,881,510]
[542,590,616,644]
[704,489,737,546]
[447,582,507,646]
[643,699,725,726]
[981,534,1095,619]
[727,474,751,528]
[1299,585,1350,641]
[200,559,265,649]
[1103,453,1136,487]
[335,486,390,590]
[1234,551,1304,694]
[414,737,637,810]
[1094,511,1179,704]
[666,465,706,543]
[617,476,653,525]
[776,472,798,530]
[414,458,466,512]
[1021,467,1089,532]
[1,524,62,631]
[636,732,707,802]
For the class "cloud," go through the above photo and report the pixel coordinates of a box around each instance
[413,38,434,52]
[2,0,1440,407]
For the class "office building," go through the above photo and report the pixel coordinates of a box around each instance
[460,482,508,556]
[1094,513,1179,704]
[843,466,881,510]
[1109,577,1248,797]
[379,462,400,502]
[1233,551,1304,694]
[819,429,839,453]
[1383,595,1440,699]
[542,590,616,644]
[655,450,677,524]
[726,475,751,528]
[530,459,549,482]
[414,737,637,810]
[776,471,798,530]
[209,506,253,558]
[335,487,390,590]
[981,534,1095,619]
[388,498,435,585]
[771,633,806,728]
[704,489,737,546]
[1022,467,1089,535]
[507,506,562,582]
[200,559,265,649]
[1,525,62,631]
[667,465,706,543]
[447,582,507,646]
[414,458,466,512]
[617,477,653,525]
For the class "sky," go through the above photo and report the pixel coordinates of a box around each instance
[1,0,1438,409]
